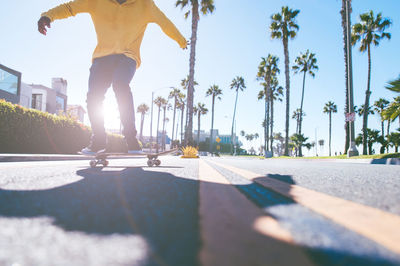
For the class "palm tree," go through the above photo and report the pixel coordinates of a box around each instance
[176,0,215,146]
[273,132,285,156]
[194,103,208,146]
[385,76,400,130]
[269,77,284,152]
[169,88,182,147]
[270,6,300,156]
[355,104,374,117]
[388,132,400,153]
[230,76,246,154]
[206,84,222,153]
[290,133,310,157]
[292,108,305,134]
[154,96,167,152]
[177,93,186,144]
[386,76,400,93]
[180,76,198,139]
[292,49,318,157]
[340,0,352,154]
[355,129,381,155]
[136,103,149,141]
[373,98,390,137]
[161,103,171,151]
[257,55,280,157]
[323,101,338,156]
[351,10,392,155]
[383,97,400,130]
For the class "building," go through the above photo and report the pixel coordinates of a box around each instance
[20,83,33,108]
[0,64,21,104]
[0,64,74,117]
[193,129,241,146]
[30,78,68,114]
[67,105,86,123]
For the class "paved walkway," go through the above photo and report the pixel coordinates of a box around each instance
[0,156,399,265]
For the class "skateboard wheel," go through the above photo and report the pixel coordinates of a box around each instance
[90,160,97,168]
[147,160,154,167]
[154,159,161,166]
[102,160,109,167]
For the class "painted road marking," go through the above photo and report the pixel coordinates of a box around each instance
[209,160,400,255]
[198,160,313,266]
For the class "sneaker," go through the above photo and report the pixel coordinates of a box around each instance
[80,142,106,155]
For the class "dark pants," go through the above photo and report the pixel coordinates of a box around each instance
[87,54,137,145]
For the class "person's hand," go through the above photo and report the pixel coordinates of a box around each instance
[38,16,51,35]
[182,40,190,50]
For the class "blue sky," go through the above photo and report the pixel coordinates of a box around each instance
[1,0,399,155]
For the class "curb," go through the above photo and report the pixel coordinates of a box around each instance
[0,154,89,163]
[267,158,400,165]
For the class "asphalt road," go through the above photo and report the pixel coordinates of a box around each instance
[0,156,399,266]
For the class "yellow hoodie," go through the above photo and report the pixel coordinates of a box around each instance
[41,0,187,67]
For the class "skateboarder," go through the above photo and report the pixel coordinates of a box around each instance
[38,0,187,155]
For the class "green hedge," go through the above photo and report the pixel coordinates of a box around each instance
[0,99,127,154]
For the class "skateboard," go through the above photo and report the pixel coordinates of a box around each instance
[78,148,179,168]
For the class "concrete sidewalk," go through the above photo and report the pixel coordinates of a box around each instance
[275,157,400,165]
[0,153,399,165]
[0,154,89,162]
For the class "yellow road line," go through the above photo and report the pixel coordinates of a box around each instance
[198,160,313,266]
[209,160,400,255]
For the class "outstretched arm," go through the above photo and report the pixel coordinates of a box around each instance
[38,0,89,35]
[149,1,188,49]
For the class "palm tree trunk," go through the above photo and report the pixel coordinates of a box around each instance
[231,89,239,154]
[299,70,306,157]
[341,0,350,154]
[176,114,180,141]
[197,111,201,147]
[265,76,271,154]
[156,107,161,153]
[381,120,385,139]
[329,111,332,156]
[180,104,185,145]
[171,99,177,147]
[264,100,267,156]
[185,0,199,146]
[139,113,145,141]
[270,95,274,153]
[209,96,215,153]
[387,119,391,153]
[283,36,291,156]
[162,107,166,151]
[362,44,372,155]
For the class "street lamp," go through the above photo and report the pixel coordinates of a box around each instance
[150,86,174,153]
[345,0,359,157]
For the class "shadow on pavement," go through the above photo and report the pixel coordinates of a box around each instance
[0,167,199,266]
[0,166,398,266]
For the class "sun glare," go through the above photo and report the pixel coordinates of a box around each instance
[103,96,121,131]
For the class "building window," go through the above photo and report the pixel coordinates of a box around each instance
[56,96,65,113]
[32,94,43,111]
[0,68,18,95]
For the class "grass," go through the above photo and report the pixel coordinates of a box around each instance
[271,153,400,160]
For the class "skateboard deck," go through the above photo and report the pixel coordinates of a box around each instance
[78,148,179,168]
